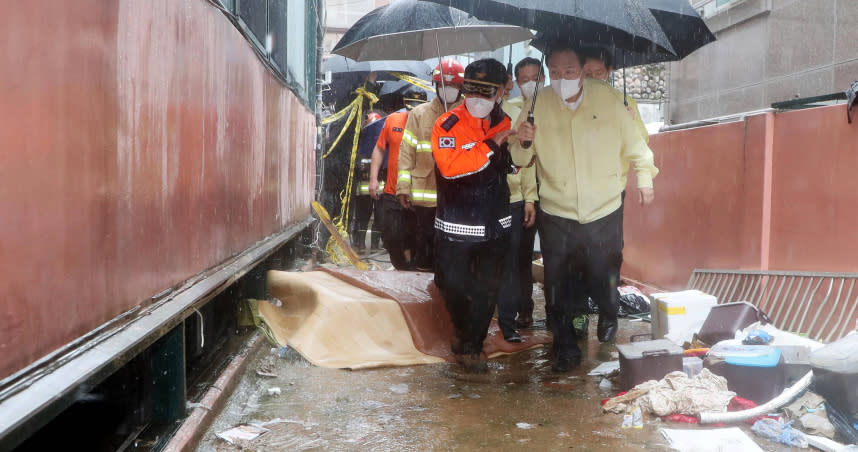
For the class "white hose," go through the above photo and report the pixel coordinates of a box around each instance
[698,370,814,424]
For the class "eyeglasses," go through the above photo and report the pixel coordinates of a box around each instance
[461,78,500,97]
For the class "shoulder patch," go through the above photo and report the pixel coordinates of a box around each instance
[440,114,459,132]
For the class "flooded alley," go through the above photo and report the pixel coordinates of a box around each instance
[195,294,796,452]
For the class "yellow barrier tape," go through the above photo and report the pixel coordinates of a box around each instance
[312,201,368,270]
[389,72,433,91]
[319,85,378,264]
[321,87,378,159]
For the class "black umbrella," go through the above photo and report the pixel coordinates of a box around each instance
[529,0,714,68]
[426,0,676,148]
[331,0,532,61]
[322,56,432,79]
[379,80,434,97]
[647,0,716,60]
[321,56,432,107]
[425,0,675,56]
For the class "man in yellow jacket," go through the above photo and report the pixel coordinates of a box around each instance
[513,45,659,372]
[572,47,653,339]
[396,59,464,270]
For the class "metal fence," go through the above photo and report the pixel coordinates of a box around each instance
[687,269,858,342]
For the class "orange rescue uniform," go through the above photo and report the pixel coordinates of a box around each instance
[376,111,408,196]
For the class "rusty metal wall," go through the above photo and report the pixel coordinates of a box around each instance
[0,0,316,379]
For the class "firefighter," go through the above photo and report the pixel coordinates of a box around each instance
[431,58,515,373]
[396,59,464,271]
[368,89,428,269]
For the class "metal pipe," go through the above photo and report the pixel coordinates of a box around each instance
[771,276,798,326]
[801,278,838,339]
[826,280,855,342]
[834,293,858,342]
[660,108,775,133]
[787,277,823,333]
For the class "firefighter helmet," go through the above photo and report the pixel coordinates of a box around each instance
[432,59,465,85]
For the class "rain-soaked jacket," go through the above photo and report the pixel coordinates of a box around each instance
[431,103,513,242]
[396,97,459,207]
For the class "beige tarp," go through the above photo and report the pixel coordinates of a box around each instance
[263,270,445,369]
[262,269,552,369]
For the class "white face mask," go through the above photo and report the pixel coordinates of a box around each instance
[465,97,495,119]
[551,77,581,101]
[437,86,460,104]
[519,80,537,99]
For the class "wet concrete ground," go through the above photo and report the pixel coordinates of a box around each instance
[195,280,799,452]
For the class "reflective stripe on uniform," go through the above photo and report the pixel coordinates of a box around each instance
[397,170,411,182]
[416,142,433,153]
[358,181,384,195]
[434,217,485,237]
[499,215,512,228]
[402,130,418,147]
[411,189,437,201]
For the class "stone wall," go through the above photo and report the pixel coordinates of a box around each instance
[610,63,668,102]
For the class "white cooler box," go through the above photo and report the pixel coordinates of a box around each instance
[650,290,718,343]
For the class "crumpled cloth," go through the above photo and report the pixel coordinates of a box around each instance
[603,368,736,416]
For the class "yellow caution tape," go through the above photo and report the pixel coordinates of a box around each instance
[318,84,378,264]
[389,72,433,91]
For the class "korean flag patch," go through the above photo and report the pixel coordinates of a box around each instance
[438,136,456,149]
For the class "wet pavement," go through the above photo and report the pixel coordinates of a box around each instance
[195,282,800,451]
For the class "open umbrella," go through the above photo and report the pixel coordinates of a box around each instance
[321,56,432,107]
[322,56,432,79]
[530,0,715,69]
[331,0,533,62]
[425,0,676,147]
[425,0,675,56]
[647,0,716,60]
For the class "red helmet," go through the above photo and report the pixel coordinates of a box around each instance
[432,59,465,84]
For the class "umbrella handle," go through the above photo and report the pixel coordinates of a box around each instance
[520,54,545,150]
[521,112,535,149]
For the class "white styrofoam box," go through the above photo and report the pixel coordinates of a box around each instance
[650,290,718,343]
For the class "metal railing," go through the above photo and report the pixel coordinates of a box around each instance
[687,269,858,342]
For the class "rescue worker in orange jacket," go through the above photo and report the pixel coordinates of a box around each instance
[396,59,464,271]
[431,58,516,373]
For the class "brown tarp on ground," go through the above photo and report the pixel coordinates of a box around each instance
[318,268,552,361]
[264,271,445,369]
[264,269,552,369]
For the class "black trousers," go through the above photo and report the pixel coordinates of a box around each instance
[350,195,375,250]
[538,208,623,358]
[519,203,538,317]
[413,206,436,270]
[497,202,537,334]
[381,194,416,270]
[434,236,508,355]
